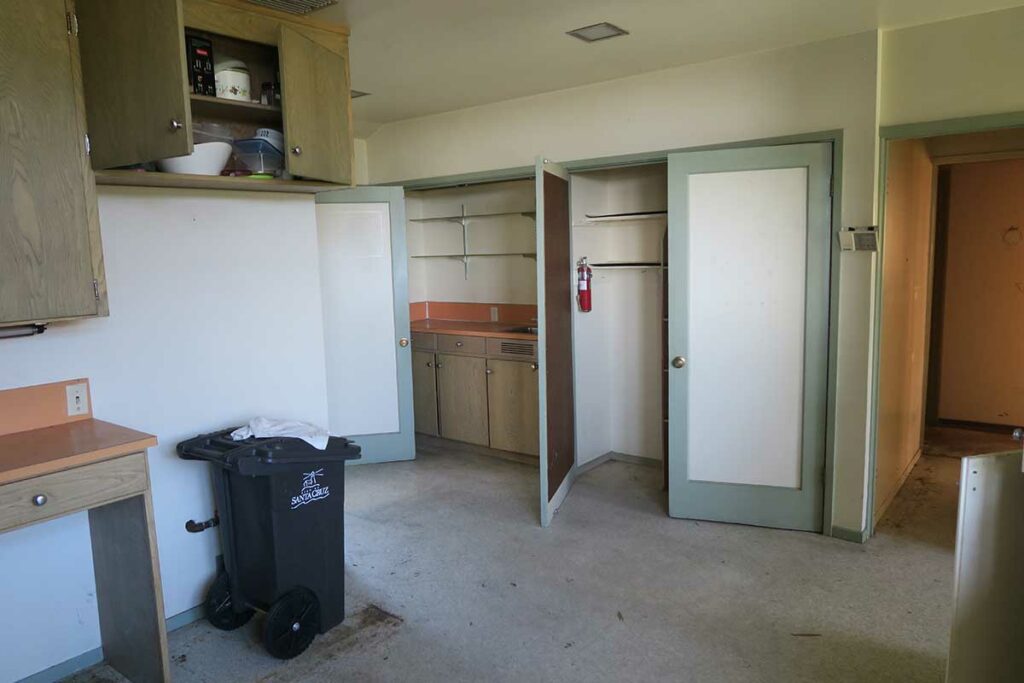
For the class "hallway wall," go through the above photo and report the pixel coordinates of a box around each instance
[936,159,1024,426]
[874,139,935,520]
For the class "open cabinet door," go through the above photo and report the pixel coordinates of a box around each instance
[536,159,576,526]
[946,435,1024,682]
[667,143,832,531]
[316,187,415,464]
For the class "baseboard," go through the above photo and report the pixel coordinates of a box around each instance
[17,605,203,683]
[831,525,870,544]
[576,451,661,475]
[544,467,576,526]
[873,447,923,528]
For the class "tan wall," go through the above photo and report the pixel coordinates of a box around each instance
[937,159,1024,426]
[881,6,1024,127]
[874,139,934,520]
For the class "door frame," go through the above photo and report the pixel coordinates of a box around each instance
[390,129,844,536]
[315,185,416,464]
[867,110,1024,536]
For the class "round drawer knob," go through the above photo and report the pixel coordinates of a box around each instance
[291,146,302,156]
[455,341,464,347]
[32,494,48,507]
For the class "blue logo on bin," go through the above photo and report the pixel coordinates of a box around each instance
[291,468,331,510]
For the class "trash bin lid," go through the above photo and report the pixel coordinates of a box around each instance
[177,428,361,475]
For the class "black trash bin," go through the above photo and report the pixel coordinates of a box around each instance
[177,428,361,659]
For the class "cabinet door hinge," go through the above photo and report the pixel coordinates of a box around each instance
[92,279,100,300]
[66,11,78,36]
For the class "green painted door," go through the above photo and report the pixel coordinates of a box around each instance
[315,186,415,464]
[667,143,832,531]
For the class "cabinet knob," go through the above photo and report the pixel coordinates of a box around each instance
[426,361,433,368]
[455,341,464,348]
[32,494,47,507]
[485,368,493,375]
[291,146,302,156]
[169,118,183,131]
[530,363,538,371]
[435,362,443,369]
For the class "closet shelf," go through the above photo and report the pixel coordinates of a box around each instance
[410,211,536,223]
[583,210,667,223]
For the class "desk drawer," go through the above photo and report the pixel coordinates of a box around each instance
[412,333,437,351]
[437,334,486,355]
[0,453,148,533]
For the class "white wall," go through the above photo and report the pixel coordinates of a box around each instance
[368,31,880,533]
[880,6,1024,127]
[0,189,329,682]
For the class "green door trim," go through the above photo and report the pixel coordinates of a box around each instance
[865,110,1024,536]
[667,142,833,532]
[315,185,416,465]
[380,129,844,537]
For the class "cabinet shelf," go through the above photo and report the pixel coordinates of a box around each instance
[189,94,282,125]
[583,211,667,223]
[590,262,664,269]
[410,211,536,223]
[410,253,536,259]
[95,169,345,194]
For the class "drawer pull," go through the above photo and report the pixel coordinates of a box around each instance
[32,494,48,507]
[455,341,464,347]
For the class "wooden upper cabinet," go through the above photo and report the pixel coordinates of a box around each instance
[0,0,105,325]
[76,0,193,170]
[279,26,353,185]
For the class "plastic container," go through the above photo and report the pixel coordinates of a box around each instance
[233,138,284,176]
[177,428,361,659]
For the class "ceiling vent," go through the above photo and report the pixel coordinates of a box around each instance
[566,22,629,43]
[246,0,337,15]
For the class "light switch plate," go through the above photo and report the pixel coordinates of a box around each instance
[66,382,89,416]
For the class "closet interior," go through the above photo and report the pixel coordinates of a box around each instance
[570,163,668,477]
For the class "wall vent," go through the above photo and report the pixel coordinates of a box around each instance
[246,0,337,15]
[500,341,535,357]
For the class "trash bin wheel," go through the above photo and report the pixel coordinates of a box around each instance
[205,571,254,631]
[262,587,320,659]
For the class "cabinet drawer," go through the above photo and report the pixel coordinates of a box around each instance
[437,334,486,355]
[0,453,148,533]
[486,337,538,361]
[412,333,437,351]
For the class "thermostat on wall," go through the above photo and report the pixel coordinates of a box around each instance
[838,226,878,252]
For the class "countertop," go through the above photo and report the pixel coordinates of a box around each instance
[411,319,538,341]
[0,419,157,485]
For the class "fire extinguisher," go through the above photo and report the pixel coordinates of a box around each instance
[577,257,592,313]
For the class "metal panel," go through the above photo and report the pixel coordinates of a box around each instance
[947,449,1024,682]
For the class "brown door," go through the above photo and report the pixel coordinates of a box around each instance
[436,353,489,446]
[536,159,575,525]
[76,0,192,169]
[487,359,540,455]
[0,0,100,324]
[279,25,352,184]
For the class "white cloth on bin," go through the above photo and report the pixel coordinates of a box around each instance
[230,417,329,450]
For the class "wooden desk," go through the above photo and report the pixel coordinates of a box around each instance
[0,380,169,682]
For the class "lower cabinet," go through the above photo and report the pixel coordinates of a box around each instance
[411,340,540,456]
[436,353,490,446]
[487,359,540,456]
[412,350,439,437]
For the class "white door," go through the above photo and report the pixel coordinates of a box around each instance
[667,143,833,531]
[316,187,415,463]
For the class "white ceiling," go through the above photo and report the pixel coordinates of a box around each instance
[314,0,1024,136]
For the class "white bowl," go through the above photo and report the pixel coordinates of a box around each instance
[157,142,232,176]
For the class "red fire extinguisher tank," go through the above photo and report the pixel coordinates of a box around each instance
[577,257,592,313]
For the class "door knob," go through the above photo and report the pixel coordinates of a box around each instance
[398,337,409,347]
[672,356,687,369]
[291,146,302,155]
[169,118,183,131]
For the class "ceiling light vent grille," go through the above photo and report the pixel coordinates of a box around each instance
[567,22,629,43]
[246,0,337,15]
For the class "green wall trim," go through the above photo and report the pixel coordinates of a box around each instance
[880,111,1024,142]
[831,524,869,544]
[866,109,1024,537]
